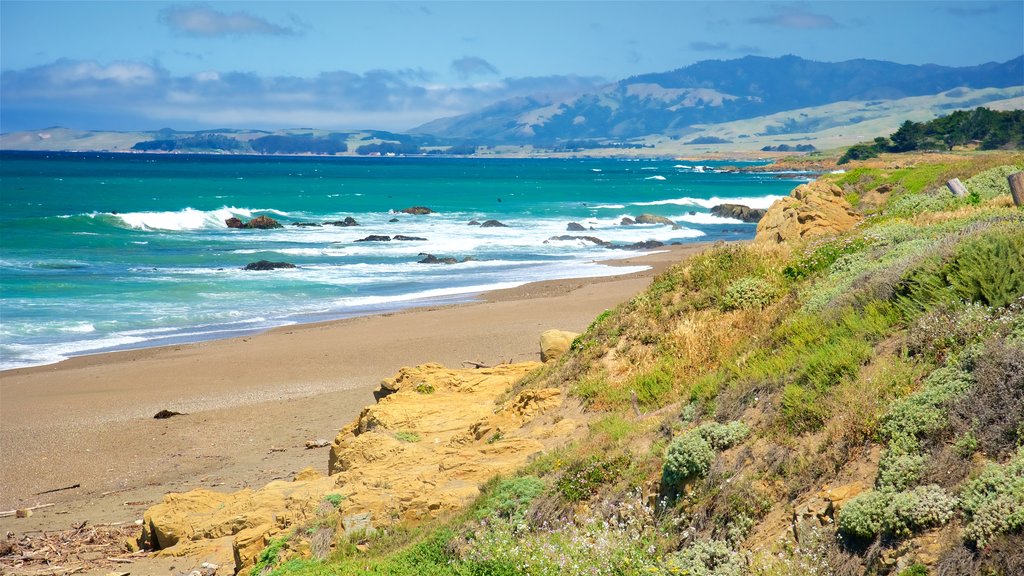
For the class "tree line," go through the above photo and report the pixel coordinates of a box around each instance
[838,107,1024,164]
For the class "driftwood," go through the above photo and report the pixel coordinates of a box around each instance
[1009,172,1024,207]
[0,503,55,518]
[34,483,80,496]
[461,360,492,369]
[0,521,145,574]
[946,178,968,197]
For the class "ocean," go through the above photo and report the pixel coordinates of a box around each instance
[0,152,803,370]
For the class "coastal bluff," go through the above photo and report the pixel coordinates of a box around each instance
[140,361,582,572]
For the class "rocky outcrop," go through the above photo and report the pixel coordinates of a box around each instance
[243,215,283,229]
[480,220,508,228]
[617,240,665,250]
[354,235,392,242]
[540,329,579,362]
[417,254,472,264]
[710,203,767,223]
[400,206,433,215]
[545,235,611,246]
[620,217,636,225]
[226,216,284,229]
[140,362,578,573]
[325,217,359,227]
[393,235,427,241]
[292,222,322,227]
[244,260,296,271]
[754,180,861,246]
[634,214,676,226]
[468,220,481,226]
[567,222,587,231]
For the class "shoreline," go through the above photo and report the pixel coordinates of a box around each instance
[0,244,707,534]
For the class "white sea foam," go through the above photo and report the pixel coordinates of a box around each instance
[591,204,625,209]
[671,213,744,225]
[644,175,667,181]
[104,206,294,231]
[631,195,783,210]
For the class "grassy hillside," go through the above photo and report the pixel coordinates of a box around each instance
[249,152,1023,576]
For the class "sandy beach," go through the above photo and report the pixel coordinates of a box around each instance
[0,245,706,536]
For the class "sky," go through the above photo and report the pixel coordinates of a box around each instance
[1,1,1022,132]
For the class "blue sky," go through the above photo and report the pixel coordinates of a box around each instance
[2,1,1022,132]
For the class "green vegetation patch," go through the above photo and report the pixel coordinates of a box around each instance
[959,447,1024,548]
[838,485,957,539]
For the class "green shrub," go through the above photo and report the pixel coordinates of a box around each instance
[556,456,628,503]
[661,539,744,576]
[474,476,545,523]
[838,485,957,539]
[630,359,677,409]
[721,277,777,311]
[780,383,827,434]
[251,537,288,576]
[959,448,1024,547]
[394,431,421,443]
[898,564,930,576]
[783,236,870,281]
[879,366,973,455]
[698,421,750,451]
[663,431,715,487]
[947,226,1024,308]
[964,164,1024,202]
[877,452,928,492]
[322,493,344,509]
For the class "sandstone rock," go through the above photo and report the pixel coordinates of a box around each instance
[540,329,579,362]
[243,215,283,229]
[400,206,433,215]
[709,203,767,223]
[480,219,508,228]
[244,260,296,271]
[754,180,861,246]
[567,222,587,231]
[634,214,676,226]
[224,217,244,229]
[141,361,578,574]
[620,217,636,225]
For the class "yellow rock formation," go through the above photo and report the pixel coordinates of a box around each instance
[140,361,580,573]
[754,180,861,246]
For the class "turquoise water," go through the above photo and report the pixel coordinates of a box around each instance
[0,152,802,369]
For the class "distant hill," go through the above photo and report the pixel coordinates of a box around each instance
[412,55,1024,144]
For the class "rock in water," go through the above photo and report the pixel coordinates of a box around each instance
[467,220,481,226]
[619,240,665,250]
[393,235,427,241]
[417,253,458,264]
[480,220,508,228]
[244,260,296,271]
[540,329,579,362]
[400,206,433,215]
[567,222,586,231]
[354,235,391,242]
[325,217,359,227]
[634,213,676,226]
[243,215,283,229]
[225,217,244,229]
[620,217,636,225]
[546,235,611,246]
[709,203,767,223]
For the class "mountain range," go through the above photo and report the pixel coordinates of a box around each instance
[2,55,1022,154]
[412,55,1024,145]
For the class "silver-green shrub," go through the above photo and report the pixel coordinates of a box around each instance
[960,447,1024,547]
[663,431,714,486]
[661,539,743,576]
[838,485,957,539]
[721,276,776,311]
[698,421,751,451]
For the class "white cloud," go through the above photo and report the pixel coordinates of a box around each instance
[159,4,297,37]
[1,59,604,132]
